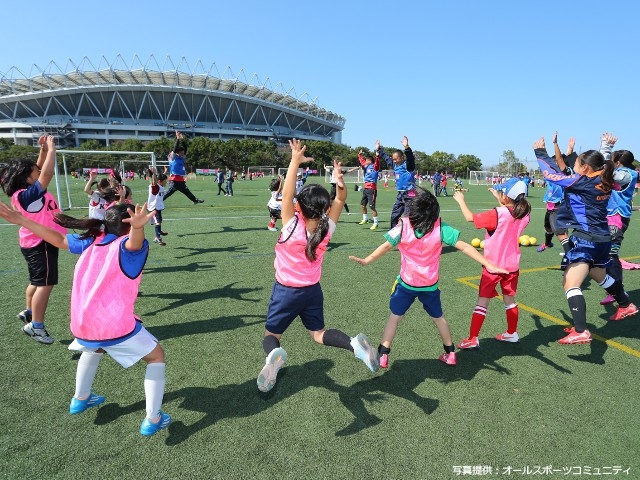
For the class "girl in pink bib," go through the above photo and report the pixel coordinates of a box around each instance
[0,201,171,436]
[453,178,531,349]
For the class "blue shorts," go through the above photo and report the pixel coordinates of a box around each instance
[389,282,443,318]
[563,235,611,270]
[265,281,324,334]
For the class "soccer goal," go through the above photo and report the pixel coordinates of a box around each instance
[323,166,364,184]
[469,170,499,186]
[54,150,156,210]
[247,166,276,177]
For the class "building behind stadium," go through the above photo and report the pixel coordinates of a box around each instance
[0,55,345,148]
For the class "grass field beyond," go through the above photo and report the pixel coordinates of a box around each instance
[1,177,639,480]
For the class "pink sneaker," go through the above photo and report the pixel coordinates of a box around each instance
[457,336,479,349]
[600,294,615,305]
[379,353,389,369]
[558,328,591,345]
[609,303,639,321]
[439,352,457,365]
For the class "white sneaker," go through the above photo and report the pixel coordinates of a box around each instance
[495,331,519,343]
[268,226,278,232]
[257,347,287,392]
[350,333,379,372]
[22,321,54,345]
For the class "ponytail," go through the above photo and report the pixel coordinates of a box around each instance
[509,193,531,220]
[600,160,615,193]
[295,184,332,262]
[306,214,330,261]
[54,203,132,239]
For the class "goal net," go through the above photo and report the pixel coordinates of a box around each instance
[469,171,499,186]
[323,165,366,184]
[247,166,275,178]
[54,150,156,210]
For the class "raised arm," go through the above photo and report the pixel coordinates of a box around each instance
[84,170,98,195]
[599,132,617,161]
[0,199,68,250]
[37,135,56,190]
[402,136,415,172]
[281,139,313,224]
[35,135,47,168]
[123,203,155,251]
[328,158,347,224]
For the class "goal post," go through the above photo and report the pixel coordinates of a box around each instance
[468,170,499,186]
[247,166,276,177]
[54,150,156,210]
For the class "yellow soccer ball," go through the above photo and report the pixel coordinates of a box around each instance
[480,240,485,249]
[471,238,481,248]
[519,235,530,246]
[528,236,537,246]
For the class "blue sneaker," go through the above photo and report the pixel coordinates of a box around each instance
[257,347,287,392]
[69,392,106,414]
[350,333,380,373]
[140,411,172,436]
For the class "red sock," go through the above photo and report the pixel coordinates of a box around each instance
[505,304,519,334]
[269,220,275,228]
[469,305,487,338]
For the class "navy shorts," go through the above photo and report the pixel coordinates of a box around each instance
[360,188,377,209]
[265,281,324,334]
[20,241,59,286]
[389,281,443,318]
[563,235,611,270]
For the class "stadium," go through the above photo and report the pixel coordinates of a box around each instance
[0,55,346,148]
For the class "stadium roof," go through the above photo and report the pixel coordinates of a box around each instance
[0,54,345,125]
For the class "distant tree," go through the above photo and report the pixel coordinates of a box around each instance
[498,150,526,177]
[455,154,483,177]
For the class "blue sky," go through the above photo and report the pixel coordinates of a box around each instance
[2,0,638,171]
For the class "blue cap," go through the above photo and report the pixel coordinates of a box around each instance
[494,178,527,199]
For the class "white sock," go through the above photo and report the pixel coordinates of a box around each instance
[74,352,103,399]
[373,216,379,225]
[144,363,166,419]
[362,214,368,221]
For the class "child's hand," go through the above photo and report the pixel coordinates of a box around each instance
[401,136,409,149]
[375,139,380,150]
[46,135,56,150]
[348,255,370,266]
[288,138,313,166]
[38,135,47,150]
[333,159,345,189]
[89,171,98,180]
[552,131,558,144]
[567,137,576,152]
[0,200,23,225]
[452,191,465,203]
[148,166,156,175]
[123,203,155,229]
[488,188,501,200]
[533,137,545,149]
[485,261,509,275]
[602,132,617,146]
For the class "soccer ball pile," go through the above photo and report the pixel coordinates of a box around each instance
[471,235,537,249]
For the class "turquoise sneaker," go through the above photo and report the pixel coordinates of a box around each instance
[350,333,379,373]
[257,347,287,392]
[69,392,105,414]
[140,411,172,436]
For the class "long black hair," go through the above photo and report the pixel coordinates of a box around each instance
[294,183,331,261]
[578,150,614,192]
[54,203,132,240]
[0,159,37,196]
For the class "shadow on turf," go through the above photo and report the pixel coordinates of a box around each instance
[141,282,263,316]
[452,316,572,376]
[142,261,217,274]
[171,243,250,259]
[566,288,640,365]
[147,314,264,341]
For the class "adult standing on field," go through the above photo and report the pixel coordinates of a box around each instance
[357,149,381,230]
[377,136,416,228]
[163,131,205,205]
[216,168,227,196]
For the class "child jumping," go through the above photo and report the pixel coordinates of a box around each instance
[0,201,172,435]
[147,167,168,246]
[453,178,531,348]
[0,135,66,344]
[257,139,379,393]
[349,188,507,368]
[534,134,637,344]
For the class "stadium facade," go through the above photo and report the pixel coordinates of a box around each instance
[0,55,345,148]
